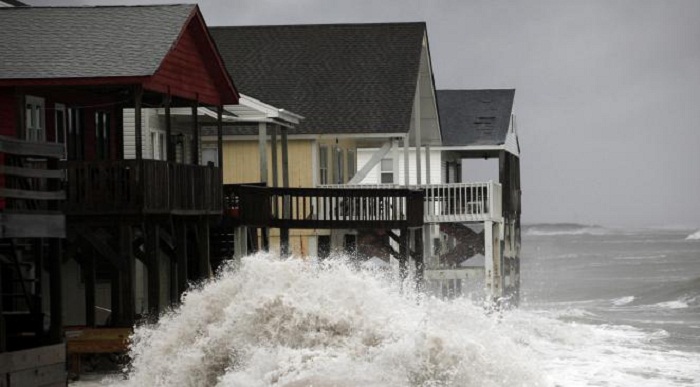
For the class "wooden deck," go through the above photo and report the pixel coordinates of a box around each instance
[64,159,222,216]
[321,182,503,223]
[232,184,424,230]
[0,135,66,238]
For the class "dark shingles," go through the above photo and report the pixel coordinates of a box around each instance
[209,23,425,135]
[0,5,195,79]
[437,89,515,146]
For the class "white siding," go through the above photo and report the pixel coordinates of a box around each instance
[356,147,442,185]
[122,108,159,159]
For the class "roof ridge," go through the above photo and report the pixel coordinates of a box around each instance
[0,3,194,9]
[209,21,426,29]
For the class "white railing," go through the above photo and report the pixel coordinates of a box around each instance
[319,181,502,223]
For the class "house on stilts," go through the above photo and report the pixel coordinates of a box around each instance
[0,4,238,382]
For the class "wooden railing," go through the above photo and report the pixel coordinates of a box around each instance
[0,135,66,238]
[320,182,502,223]
[64,160,221,216]
[236,185,424,229]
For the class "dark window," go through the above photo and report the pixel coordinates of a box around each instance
[95,111,110,160]
[68,108,84,160]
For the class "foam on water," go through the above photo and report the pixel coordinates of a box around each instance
[88,252,700,387]
[686,230,700,240]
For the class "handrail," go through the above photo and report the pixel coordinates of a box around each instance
[237,185,424,229]
[320,182,503,222]
[0,135,65,158]
[63,159,222,215]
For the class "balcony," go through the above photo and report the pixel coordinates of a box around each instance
[63,160,221,216]
[229,184,424,230]
[320,182,502,223]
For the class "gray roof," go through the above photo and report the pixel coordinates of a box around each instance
[437,89,515,146]
[1,0,28,6]
[209,23,426,135]
[0,5,195,79]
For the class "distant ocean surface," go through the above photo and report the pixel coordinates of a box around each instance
[77,224,700,387]
[521,224,700,385]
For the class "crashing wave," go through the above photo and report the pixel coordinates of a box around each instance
[525,224,608,236]
[686,230,700,240]
[117,253,547,387]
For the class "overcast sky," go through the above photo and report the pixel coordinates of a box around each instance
[26,0,700,228]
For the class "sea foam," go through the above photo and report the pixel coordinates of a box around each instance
[686,230,700,240]
[117,253,548,387]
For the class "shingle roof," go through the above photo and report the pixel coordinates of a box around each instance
[1,0,28,6]
[0,5,196,79]
[209,23,426,135]
[437,89,515,146]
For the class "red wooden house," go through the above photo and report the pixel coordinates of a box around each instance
[0,4,236,370]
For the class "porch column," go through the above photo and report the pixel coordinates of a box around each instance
[414,82,421,185]
[191,100,199,165]
[270,125,278,187]
[217,106,224,170]
[425,144,431,184]
[391,138,399,184]
[134,87,143,160]
[403,135,409,186]
[280,127,290,257]
[164,93,173,162]
[258,122,268,184]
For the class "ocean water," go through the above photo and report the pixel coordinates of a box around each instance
[81,225,700,386]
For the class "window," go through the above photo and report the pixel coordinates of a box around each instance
[380,158,393,184]
[346,149,356,181]
[25,96,44,142]
[318,145,328,185]
[333,147,344,184]
[95,111,110,159]
[67,108,84,160]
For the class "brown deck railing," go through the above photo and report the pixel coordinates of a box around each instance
[236,185,424,229]
[64,160,221,215]
[0,135,66,238]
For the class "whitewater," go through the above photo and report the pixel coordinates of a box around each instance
[79,226,700,387]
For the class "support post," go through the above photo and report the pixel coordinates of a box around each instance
[414,227,424,290]
[120,225,136,326]
[192,100,199,164]
[258,122,268,184]
[484,220,496,299]
[164,93,173,162]
[425,144,431,184]
[145,223,160,316]
[217,106,224,170]
[270,125,278,187]
[110,269,121,327]
[403,135,409,186]
[134,87,143,160]
[84,253,96,327]
[197,219,211,279]
[414,82,421,185]
[234,226,248,260]
[398,227,409,283]
[175,221,188,295]
[48,238,62,344]
[280,127,290,257]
